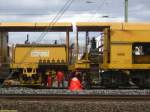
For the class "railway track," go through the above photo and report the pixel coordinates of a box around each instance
[0,95,150,101]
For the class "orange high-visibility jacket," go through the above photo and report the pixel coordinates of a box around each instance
[47,75,52,87]
[56,71,64,82]
[69,77,82,91]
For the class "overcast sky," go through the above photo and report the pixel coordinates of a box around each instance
[0,0,150,22]
[0,0,149,44]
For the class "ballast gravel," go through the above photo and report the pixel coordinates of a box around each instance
[0,100,150,112]
[0,87,150,95]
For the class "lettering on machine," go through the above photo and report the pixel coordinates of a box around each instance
[31,50,49,57]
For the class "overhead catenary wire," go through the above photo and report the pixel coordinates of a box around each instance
[19,0,74,64]
[0,9,57,16]
[36,0,74,43]
[0,5,73,15]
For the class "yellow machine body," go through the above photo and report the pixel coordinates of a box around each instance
[4,22,150,87]
[74,22,150,87]
[10,44,67,79]
[76,22,150,70]
[101,23,150,70]
[11,44,67,69]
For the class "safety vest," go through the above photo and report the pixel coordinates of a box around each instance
[56,71,64,82]
[47,75,52,87]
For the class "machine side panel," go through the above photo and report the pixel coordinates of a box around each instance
[101,30,150,70]
[11,45,67,68]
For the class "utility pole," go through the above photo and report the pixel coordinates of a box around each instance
[125,0,128,22]
[85,31,89,59]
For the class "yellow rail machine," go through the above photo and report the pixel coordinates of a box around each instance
[10,22,72,85]
[75,22,150,88]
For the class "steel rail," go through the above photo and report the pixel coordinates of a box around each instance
[0,95,150,101]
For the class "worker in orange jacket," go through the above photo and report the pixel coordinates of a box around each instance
[56,71,64,88]
[69,77,82,91]
[46,70,52,88]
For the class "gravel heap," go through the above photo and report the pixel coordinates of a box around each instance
[0,87,150,95]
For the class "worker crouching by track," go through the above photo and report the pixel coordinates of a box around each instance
[69,72,83,91]
[69,76,82,91]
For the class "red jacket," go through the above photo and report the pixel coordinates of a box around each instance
[56,71,64,82]
[47,75,52,87]
[69,77,82,91]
